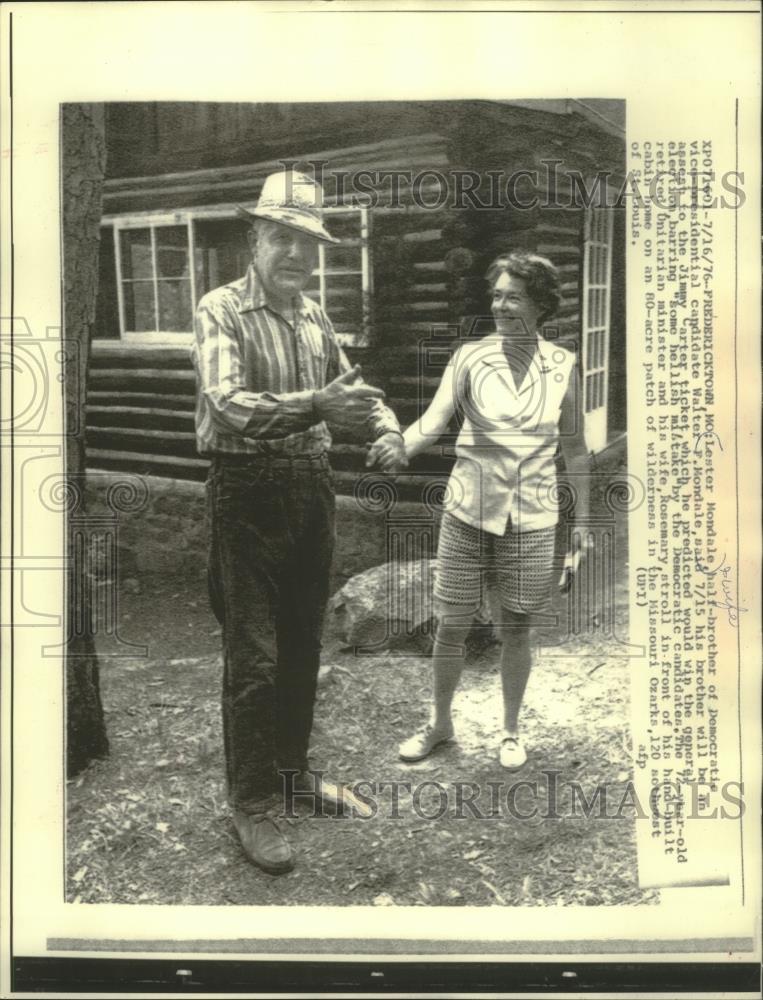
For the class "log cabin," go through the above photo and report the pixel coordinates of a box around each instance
[89,100,626,500]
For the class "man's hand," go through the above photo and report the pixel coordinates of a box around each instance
[366,432,408,472]
[313,365,385,429]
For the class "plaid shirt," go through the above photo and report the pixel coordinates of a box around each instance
[192,265,400,455]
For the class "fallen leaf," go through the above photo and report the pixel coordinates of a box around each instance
[155,822,169,833]
[463,849,484,861]
[481,879,507,905]
[373,893,395,906]
[418,881,434,902]
[72,866,87,883]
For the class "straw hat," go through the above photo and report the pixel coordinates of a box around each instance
[237,170,338,244]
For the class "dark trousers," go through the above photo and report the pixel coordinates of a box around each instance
[206,454,335,812]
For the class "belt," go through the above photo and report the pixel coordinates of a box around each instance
[210,451,329,471]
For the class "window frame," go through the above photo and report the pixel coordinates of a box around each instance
[99,204,372,346]
[112,214,197,343]
[580,206,614,453]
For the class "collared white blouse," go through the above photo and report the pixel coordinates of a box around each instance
[442,334,577,535]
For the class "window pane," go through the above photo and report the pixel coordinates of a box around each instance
[120,229,152,280]
[324,271,364,330]
[323,245,363,273]
[158,279,192,331]
[324,212,362,240]
[156,225,190,279]
[193,218,250,297]
[123,280,156,332]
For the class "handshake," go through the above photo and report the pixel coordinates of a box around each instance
[313,364,408,473]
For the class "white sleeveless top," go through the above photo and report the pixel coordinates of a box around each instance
[442,334,576,535]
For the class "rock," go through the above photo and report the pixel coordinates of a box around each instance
[327,559,436,651]
[327,559,499,656]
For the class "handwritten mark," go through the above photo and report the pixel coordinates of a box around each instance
[693,430,723,456]
[696,554,746,627]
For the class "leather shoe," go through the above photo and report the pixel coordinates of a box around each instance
[232,808,294,874]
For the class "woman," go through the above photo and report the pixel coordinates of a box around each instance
[373,251,591,769]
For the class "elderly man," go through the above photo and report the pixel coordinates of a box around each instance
[192,170,405,874]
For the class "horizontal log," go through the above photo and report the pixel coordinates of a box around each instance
[87,448,209,483]
[390,375,444,390]
[90,345,193,369]
[534,222,581,238]
[90,370,197,395]
[87,391,196,410]
[104,133,449,196]
[402,229,443,243]
[536,242,581,257]
[409,301,450,313]
[88,426,198,457]
[86,405,195,430]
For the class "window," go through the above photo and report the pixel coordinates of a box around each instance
[115,221,195,337]
[581,207,614,452]
[303,208,372,345]
[99,206,372,345]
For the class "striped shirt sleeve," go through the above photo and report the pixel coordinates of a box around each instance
[194,292,317,440]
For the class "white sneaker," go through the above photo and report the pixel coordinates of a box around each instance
[399,723,454,762]
[499,733,527,770]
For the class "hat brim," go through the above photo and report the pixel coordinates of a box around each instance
[236,205,339,244]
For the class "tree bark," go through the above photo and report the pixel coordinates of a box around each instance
[62,103,109,776]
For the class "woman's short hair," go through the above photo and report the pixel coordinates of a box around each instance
[486,251,561,324]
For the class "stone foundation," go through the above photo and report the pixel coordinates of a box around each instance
[84,471,432,591]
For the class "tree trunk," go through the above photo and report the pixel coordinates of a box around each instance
[62,103,109,776]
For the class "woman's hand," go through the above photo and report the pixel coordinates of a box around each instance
[558,530,595,593]
[366,432,408,472]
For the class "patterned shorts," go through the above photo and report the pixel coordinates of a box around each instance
[434,512,556,614]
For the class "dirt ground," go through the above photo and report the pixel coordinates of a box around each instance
[68,513,657,908]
